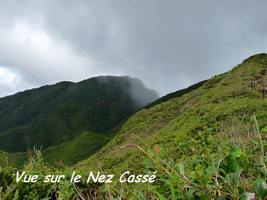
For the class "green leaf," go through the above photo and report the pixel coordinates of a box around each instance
[225,169,242,185]
[260,125,267,133]
[178,163,185,176]
[143,158,153,169]
[12,190,19,200]
[240,192,255,200]
[253,179,267,199]
[225,150,239,173]
[184,188,196,200]
[156,193,168,200]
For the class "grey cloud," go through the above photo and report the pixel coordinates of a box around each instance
[0,0,267,96]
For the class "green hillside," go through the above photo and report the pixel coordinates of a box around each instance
[0,131,111,167]
[42,132,112,166]
[0,76,158,168]
[80,54,267,171]
[0,76,158,153]
[0,54,266,199]
[75,54,267,199]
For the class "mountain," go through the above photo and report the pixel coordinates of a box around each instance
[0,76,158,165]
[72,54,267,198]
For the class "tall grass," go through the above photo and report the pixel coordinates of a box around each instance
[0,116,266,199]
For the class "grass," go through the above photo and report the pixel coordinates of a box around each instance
[0,114,265,199]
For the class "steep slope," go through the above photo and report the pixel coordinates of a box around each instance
[0,76,158,158]
[78,54,267,176]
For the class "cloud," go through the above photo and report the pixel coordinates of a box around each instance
[0,20,99,86]
[0,67,30,97]
[0,0,267,96]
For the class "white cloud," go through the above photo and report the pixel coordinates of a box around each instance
[0,67,18,89]
[0,67,31,97]
[0,20,106,91]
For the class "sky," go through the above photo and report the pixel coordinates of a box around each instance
[0,0,267,97]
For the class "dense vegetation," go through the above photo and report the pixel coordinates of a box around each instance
[0,54,267,199]
[0,76,158,165]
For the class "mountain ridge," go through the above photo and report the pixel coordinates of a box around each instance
[0,76,158,165]
[77,54,267,175]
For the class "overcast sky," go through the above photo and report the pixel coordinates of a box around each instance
[0,0,267,97]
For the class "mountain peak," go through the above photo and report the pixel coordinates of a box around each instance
[0,76,158,154]
[242,53,267,63]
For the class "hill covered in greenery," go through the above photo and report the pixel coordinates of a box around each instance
[75,53,267,199]
[0,54,266,199]
[0,76,158,165]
